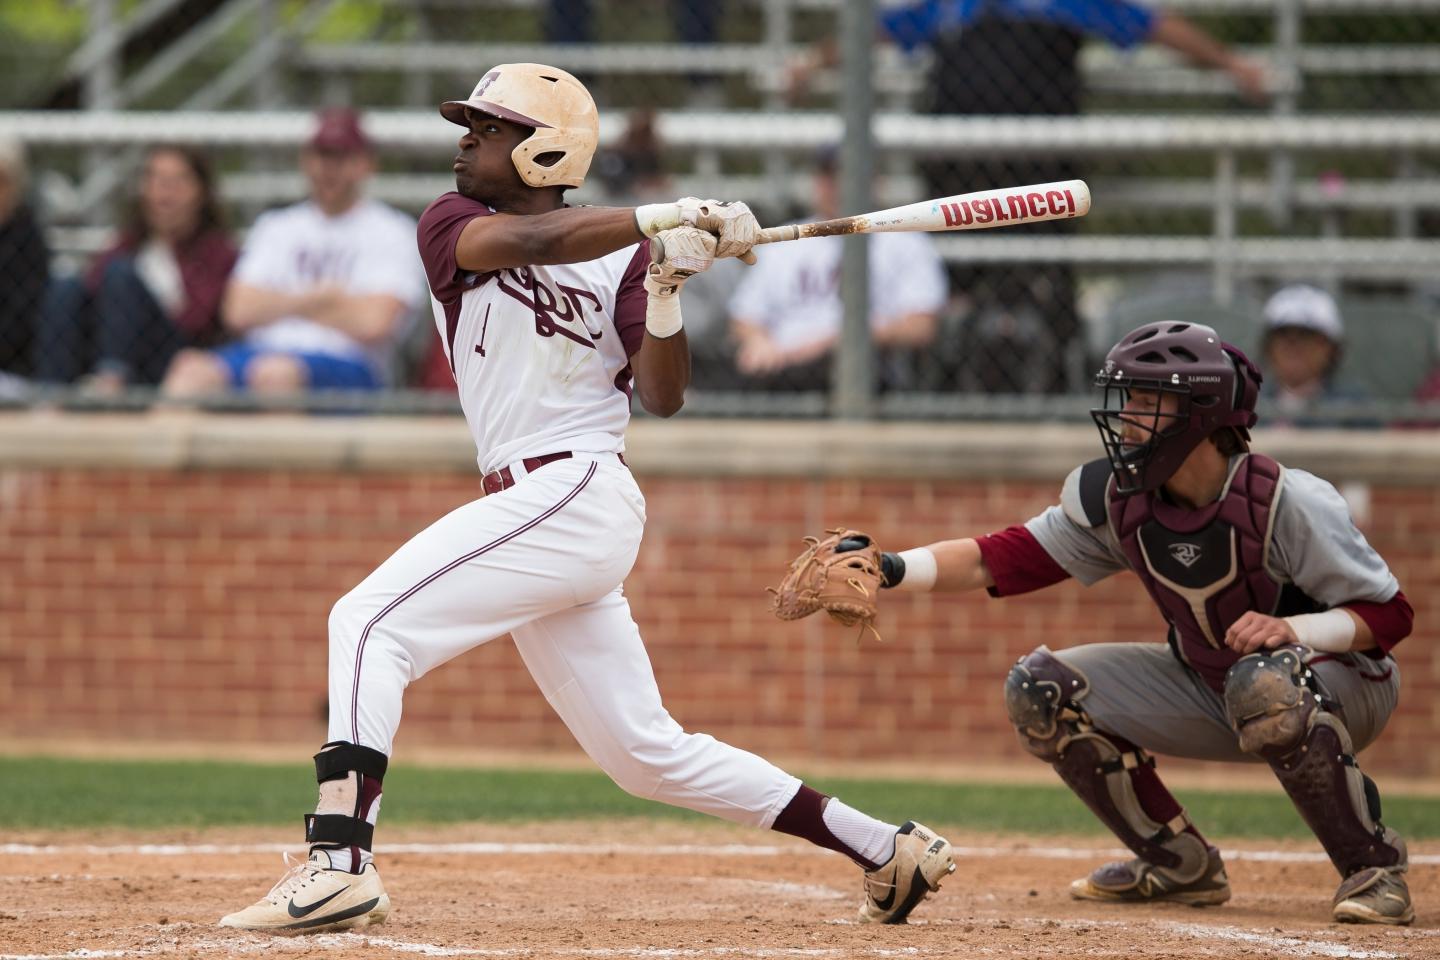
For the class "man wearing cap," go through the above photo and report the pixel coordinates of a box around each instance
[1259,284,1370,427]
[161,107,424,399]
[218,64,957,934]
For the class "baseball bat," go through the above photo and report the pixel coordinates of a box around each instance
[756,179,1091,244]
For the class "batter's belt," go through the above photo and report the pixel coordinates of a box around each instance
[481,451,628,495]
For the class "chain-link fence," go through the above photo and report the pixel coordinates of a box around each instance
[2,0,1440,424]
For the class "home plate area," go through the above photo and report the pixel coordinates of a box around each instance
[1,823,1434,960]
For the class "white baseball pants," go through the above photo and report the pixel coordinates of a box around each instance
[326,452,802,827]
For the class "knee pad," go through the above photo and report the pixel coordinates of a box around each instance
[1004,645,1090,761]
[1223,647,1319,757]
[304,741,388,852]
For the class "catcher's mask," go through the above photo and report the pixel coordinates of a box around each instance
[1091,321,1263,496]
[440,63,599,189]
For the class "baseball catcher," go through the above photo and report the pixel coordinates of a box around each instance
[777,321,1415,925]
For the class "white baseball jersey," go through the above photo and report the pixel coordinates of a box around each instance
[418,192,649,475]
[233,198,425,378]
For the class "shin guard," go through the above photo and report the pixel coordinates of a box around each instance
[1005,646,1208,882]
[1225,650,1405,877]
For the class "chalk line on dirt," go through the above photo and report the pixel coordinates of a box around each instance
[3,841,1437,867]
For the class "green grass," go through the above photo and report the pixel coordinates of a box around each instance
[4,757,1438,840]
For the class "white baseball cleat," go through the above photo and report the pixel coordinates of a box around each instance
[219,851,390,933]
[857,821,956,924]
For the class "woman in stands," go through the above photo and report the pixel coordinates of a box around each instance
[34,144,237,391]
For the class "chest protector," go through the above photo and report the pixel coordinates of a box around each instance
[1108,454,1301,692]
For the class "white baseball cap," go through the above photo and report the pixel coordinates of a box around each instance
[1262,284,1344,342]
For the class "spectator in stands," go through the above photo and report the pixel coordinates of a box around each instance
[161,108,424,401]
[790,1,1267,394]
[593,109,670,203]
[32,144,234,391]
[0,139,48,387]
[1257,284,1369,427]
[726,150,945,392]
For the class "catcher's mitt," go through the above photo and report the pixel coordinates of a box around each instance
[769,528,885,640]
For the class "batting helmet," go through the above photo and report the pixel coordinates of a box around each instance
[1091,321,1263,495]
[440,63,598,189]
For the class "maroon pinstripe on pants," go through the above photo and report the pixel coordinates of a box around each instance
[348,461,598,743]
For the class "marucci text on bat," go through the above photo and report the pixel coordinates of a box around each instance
[941,188,1080,227]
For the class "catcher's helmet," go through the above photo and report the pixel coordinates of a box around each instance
[440,63,598,189]
[1091,321,1263,495]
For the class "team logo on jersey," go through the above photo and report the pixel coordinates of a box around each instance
[1169,542,1203,568]
[496,268,605,349]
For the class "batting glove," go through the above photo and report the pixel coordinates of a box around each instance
[634,197,760,264]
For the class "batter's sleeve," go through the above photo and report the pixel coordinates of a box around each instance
[1268,469,1400,607]
[417,192,494,302]
[614,242,650,357]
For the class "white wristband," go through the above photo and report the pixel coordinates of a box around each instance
[1284,608,1357,653]
[893,547,938,593]
[634,203,683,238]
[645,290,684,338]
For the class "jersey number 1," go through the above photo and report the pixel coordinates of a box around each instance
[474,304,491,357]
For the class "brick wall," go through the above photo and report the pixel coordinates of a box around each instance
[2,462,1436,777]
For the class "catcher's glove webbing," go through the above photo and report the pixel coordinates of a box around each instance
[769,528,885,641]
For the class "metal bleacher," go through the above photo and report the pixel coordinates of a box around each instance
[3,0,1439,412]
[9,2,1440,279]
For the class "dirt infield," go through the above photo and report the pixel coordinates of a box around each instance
[2,821,1435,960]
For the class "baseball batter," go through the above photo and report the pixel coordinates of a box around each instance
[819,322,1414,924]
[220,63,955,934]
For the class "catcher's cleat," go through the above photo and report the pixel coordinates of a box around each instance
[1332,866,1414,926]
[219,851,390,933]
[857,821,956,924]
[1070,845,1231,906]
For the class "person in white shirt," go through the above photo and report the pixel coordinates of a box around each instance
[1258,284,1370,427]
[727,150,947,391]
[161,108,424,397]
[219,63,955,935]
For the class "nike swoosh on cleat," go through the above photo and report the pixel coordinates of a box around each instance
[871,866,900,912]
[287,897,381,930]
[287,887,346,918]
[884,866,932,924]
